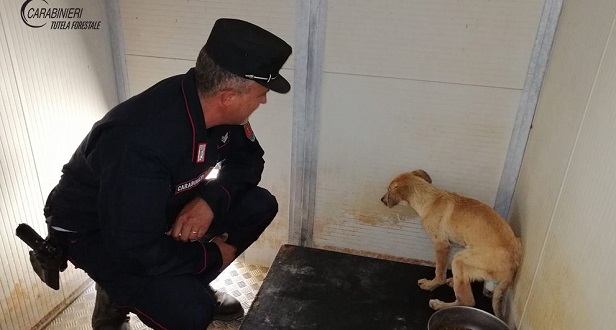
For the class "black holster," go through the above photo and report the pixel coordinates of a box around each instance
[15,220,68,290]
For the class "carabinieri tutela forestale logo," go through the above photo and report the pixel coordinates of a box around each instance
[20,0,102,30]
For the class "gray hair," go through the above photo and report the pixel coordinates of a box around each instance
[195,47,251,98]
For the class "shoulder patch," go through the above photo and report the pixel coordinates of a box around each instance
[244,122,256,142]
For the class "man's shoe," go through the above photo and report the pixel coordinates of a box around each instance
[92,284,131,330]
[209,286,245,321]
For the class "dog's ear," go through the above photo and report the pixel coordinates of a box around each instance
[412,169,432,184]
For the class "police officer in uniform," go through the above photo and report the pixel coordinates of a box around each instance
[43,18,292,329]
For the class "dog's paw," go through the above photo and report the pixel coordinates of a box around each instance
[445,277,454,287]
[418,278,439,291]
[429,299,445,310]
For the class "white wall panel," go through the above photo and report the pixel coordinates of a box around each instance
[313,73,520,261]
[324,0,543,89]
[120,0,295,68]
[3,1,118,197]
[125,55,193,96]
[0,19,46,330]
[311,0,544,263]
[1,0,118,327]
[510,0,616,327]
[119,0,295,266]
[243,69,293,266]
[530,99,616,325]
[539,37,616,326]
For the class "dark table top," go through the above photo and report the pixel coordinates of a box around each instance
[239,244,493,330]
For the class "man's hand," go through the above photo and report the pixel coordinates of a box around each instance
[211,234,237,270]
[169,197,213,242]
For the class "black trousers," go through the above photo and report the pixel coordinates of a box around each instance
[66,186,277,330]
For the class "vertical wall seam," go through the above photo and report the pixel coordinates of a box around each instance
[494,0,564,220]
[105,0,130,102]
[289,0,309,245]
[489,0,563,321]
[304,0,326,247]
[289,0,326,246]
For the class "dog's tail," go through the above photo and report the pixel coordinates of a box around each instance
[492,238,522,319]
[491,277,512,319]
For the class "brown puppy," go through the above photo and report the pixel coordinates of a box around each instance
[380,170,521,319]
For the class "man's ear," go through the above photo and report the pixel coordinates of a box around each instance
[219,89,238,108]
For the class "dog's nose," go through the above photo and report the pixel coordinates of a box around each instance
[380,195,387,205]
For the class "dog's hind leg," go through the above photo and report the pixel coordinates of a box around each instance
[451,255,476,306]
[429,250,476,311]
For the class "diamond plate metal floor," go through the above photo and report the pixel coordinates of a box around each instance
[44,261,269,330]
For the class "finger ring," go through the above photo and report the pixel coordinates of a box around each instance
[191,231,198,234]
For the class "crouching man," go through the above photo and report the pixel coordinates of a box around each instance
[42,18,291,330]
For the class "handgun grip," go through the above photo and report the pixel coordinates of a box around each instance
[16,223,45,250]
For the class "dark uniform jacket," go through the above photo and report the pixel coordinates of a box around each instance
[46,68,265,293]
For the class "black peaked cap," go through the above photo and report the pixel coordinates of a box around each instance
[205,18,292,94]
